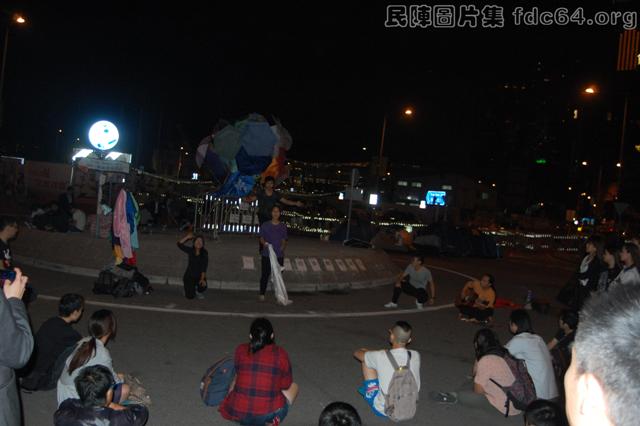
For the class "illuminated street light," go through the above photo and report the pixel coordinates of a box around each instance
[404,108,413,116]
[568,186,573,191]
[616,162,622,168]
[58,129,63,133]
[491,183,496,187]
[584,86,597,94]
[362,147,367,151]
[581,161,588,166]
[0,12,28,128]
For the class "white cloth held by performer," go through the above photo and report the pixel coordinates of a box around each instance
[268,244,292,306]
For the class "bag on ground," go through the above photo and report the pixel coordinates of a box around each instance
[490,354,537,417]
[382,350,418,422]
[93,270,119,295]
[200,356,235,407]
[123,373,152,406]
[111,279,140,298]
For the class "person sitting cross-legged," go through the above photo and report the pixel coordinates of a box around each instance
[54,365,148,426]
[352,321,421,419]
[21,293,84,391]
[384,256,436,309]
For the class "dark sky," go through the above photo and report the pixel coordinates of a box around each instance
[1,1,637,171]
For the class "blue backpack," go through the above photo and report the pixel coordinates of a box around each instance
[200,356,235,406]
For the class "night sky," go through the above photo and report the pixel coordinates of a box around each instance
[1,1,637,174]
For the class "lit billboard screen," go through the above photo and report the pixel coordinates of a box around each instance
[426,190,446,206]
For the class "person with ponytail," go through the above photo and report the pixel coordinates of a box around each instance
[56,310,130,406]
[219,318,298,425]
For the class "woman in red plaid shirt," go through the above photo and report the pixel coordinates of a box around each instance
[219,318,299,425]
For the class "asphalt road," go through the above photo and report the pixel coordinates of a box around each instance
[18,251,575,425]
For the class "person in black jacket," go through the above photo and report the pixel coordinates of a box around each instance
[21,294,84,391]
[54,365,148,426]
[574,235,604,309]
[177,231,208,300]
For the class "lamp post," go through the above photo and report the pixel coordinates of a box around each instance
[0,13,27,128]
[377,107,413,185]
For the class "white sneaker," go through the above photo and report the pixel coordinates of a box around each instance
[384,302,398,308]
[195,292,205,300]
[415,301,424,309]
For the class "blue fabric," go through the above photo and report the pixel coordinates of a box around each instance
[358,379,386,417]
[204,150,229,181]
[126,192,139,250]
[211,172,255,197]
[235,147,272,176]
[238,403,289,425]
[240,120,278,157]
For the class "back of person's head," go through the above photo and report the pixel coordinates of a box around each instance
[318,402,362,426]
[510,309,534,334]
[473,328,505,360]
[249,317,274,353]
[570,284,640,426]
[413,256,424,265]
[524,399,565,426]
[59,293,85,317]
[68,310,117,374]
[391,321,412,345]
[0,216,17,232]
[264,176,275,184]
[74,365,114,408]
[560,310,579,331]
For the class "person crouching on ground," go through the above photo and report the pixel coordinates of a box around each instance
[456,274,496,324]
[177,231,208,300]
[54,365,148,426]
[219,318,298,425]
[57,310,130,406]
[384,256,436,309]
[352,321,421,419]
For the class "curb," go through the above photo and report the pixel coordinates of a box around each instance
[14,255,394,293]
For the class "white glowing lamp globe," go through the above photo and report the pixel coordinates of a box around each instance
[88,121,119,151]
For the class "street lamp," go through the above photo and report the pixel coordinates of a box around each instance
[378,107,413,181]
[584,86,597,94]
[0,12,28,128]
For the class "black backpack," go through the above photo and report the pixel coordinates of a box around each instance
[93,271,119,295]
[112,279,142,298]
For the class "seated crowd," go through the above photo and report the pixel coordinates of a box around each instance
[4,235,640,426]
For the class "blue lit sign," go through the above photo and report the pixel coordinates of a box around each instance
[426,190,446,206]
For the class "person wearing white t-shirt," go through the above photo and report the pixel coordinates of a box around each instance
[505,309,558,400]
[353,321,421,417]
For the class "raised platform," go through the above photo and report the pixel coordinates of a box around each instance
[12,229,400,292]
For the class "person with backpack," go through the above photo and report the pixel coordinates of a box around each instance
[54,365,148,426]
[352,321,420,421]
[57,310,130,406]
[432,328,535,416]
[505,310,558,401]
[21,294,84,391]
[177,231,208,300]
[219,318,298,425]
